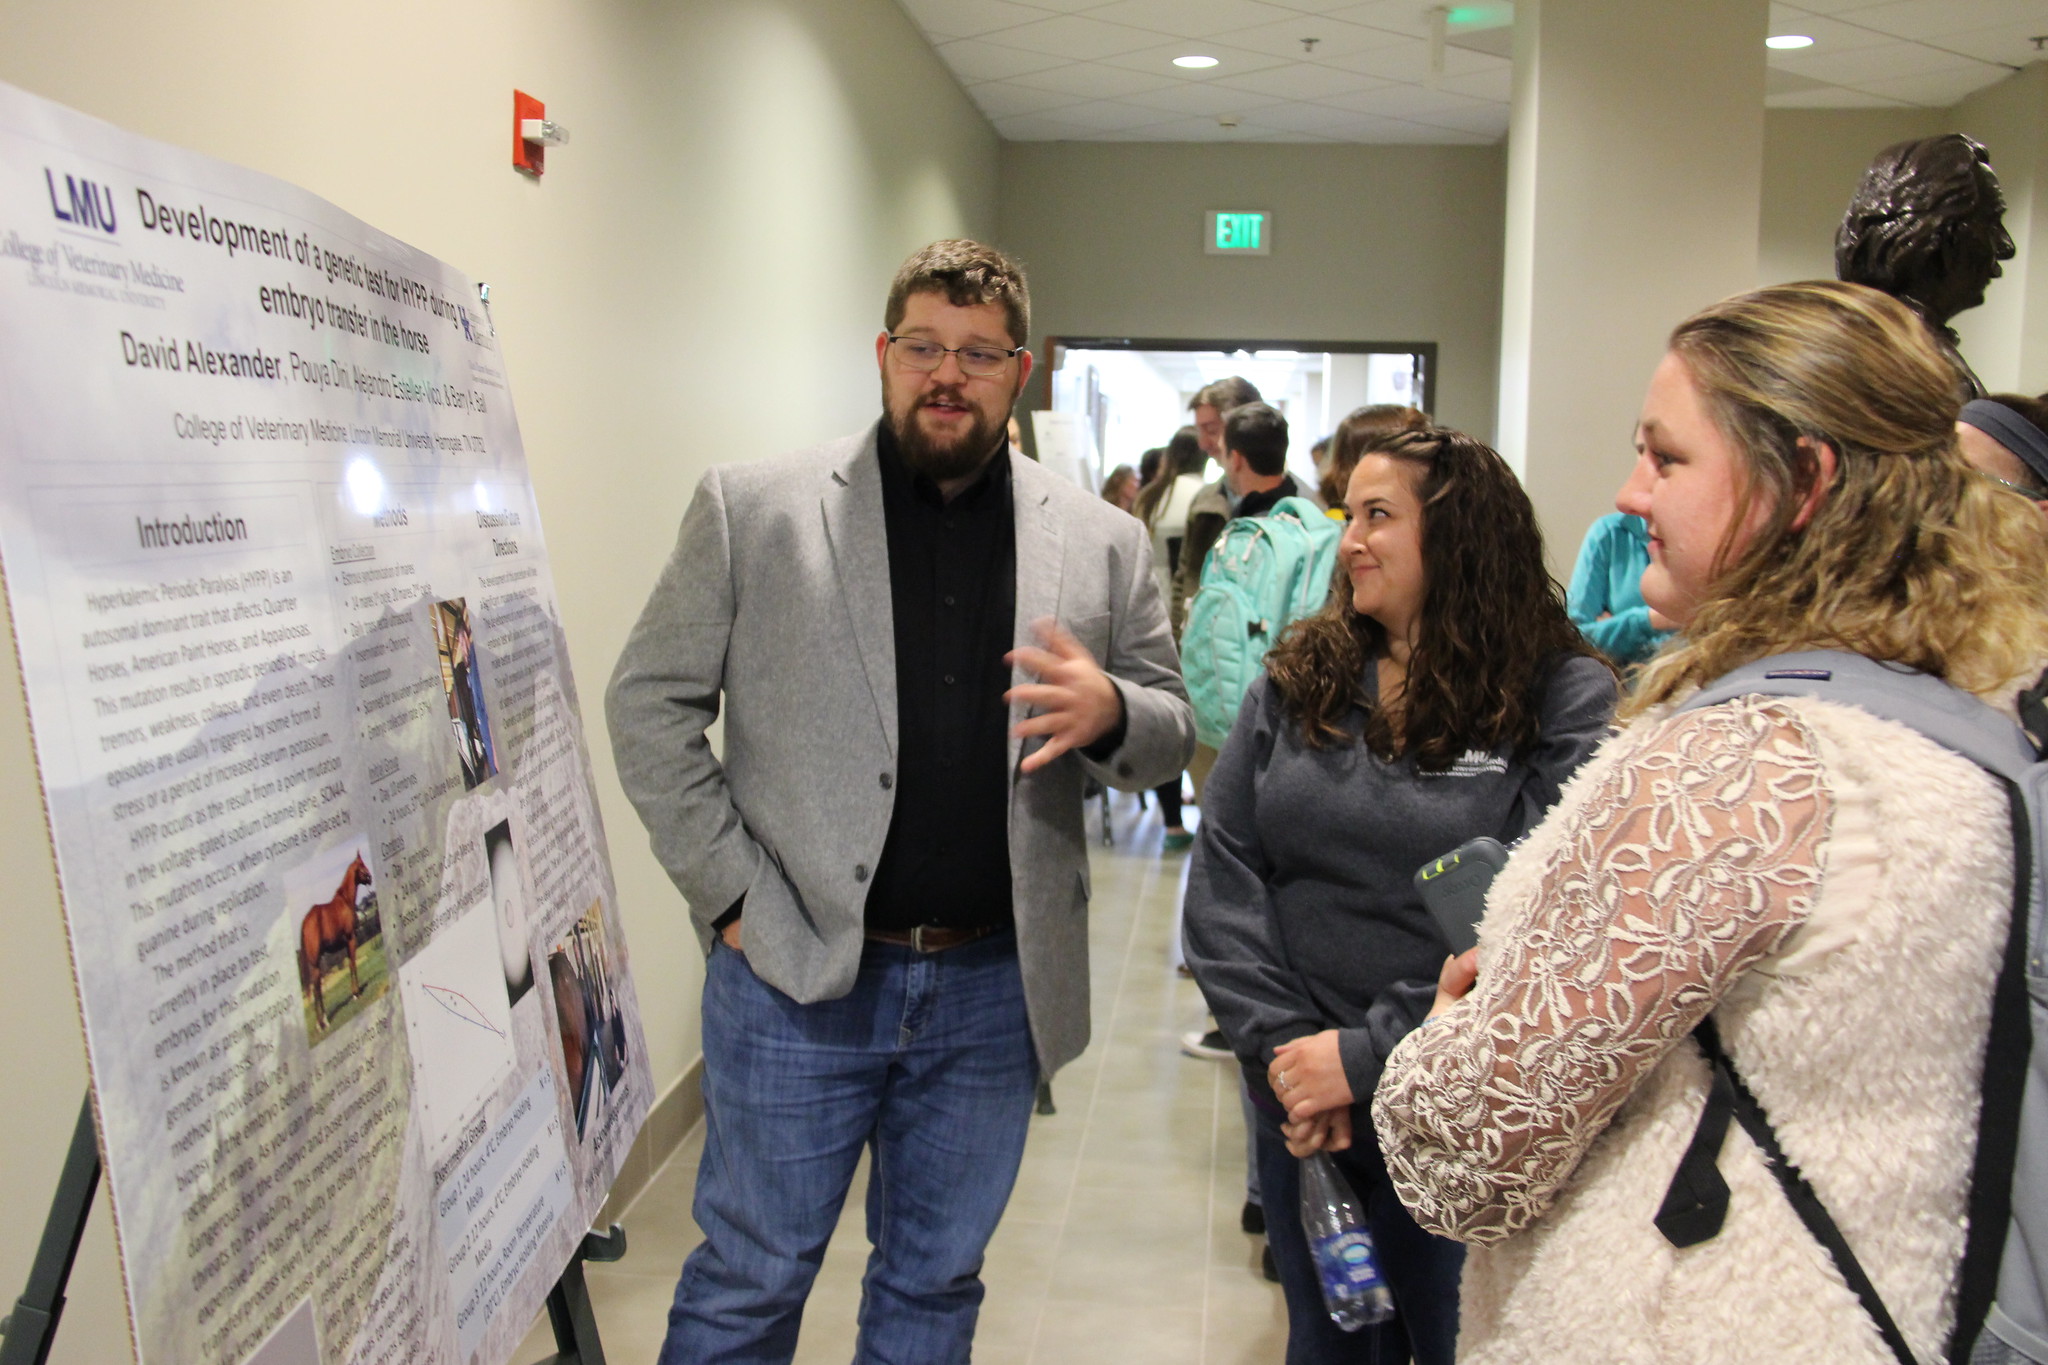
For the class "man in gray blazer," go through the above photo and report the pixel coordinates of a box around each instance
[608,239,1192,1365]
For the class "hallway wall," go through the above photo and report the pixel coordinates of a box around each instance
[0,1,995,1358]
[1951,64,2048,395]
[998,141,1509,443]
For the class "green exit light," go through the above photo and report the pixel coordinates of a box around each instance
[1216,213,1263,250]
[1205,209,1272,256]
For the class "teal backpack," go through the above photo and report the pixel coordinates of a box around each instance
[1181,495,1341,749]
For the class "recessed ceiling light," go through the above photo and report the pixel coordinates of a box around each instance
[1173,55,1220,69]
[1766,34,1814,49]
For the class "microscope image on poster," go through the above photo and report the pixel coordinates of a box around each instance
[487,819,536,1009]
[1836,133,2014,398]
[431,597,498,789]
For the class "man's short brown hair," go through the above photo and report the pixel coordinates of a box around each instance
[885,240,1030,348]
[1190,376,1261,416]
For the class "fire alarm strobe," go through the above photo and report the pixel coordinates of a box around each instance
[512,90,569,177]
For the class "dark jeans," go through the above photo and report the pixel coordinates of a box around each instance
[660,932,1039,1365]
[1155,777,1184,829]
[1252,1090,1463,1365]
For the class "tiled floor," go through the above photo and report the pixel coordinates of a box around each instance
[515,788,1288,1363]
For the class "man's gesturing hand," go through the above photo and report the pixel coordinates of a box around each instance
[1006,617,1123,774]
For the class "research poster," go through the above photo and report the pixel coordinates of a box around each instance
[0,81,651,1365]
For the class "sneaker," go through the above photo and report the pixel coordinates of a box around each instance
[1162,829,1195,851]
[1180,1028,1232,1061]
[1262,1244,1280,1282]
[1241,1199,1265,1235]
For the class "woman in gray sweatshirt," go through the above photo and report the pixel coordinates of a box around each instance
[1183,427,1618,1365]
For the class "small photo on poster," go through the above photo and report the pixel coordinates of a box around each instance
[288,839,387,1045]
[548,900,630,1141]
[430,597,497,789]
[486,819,535,1008]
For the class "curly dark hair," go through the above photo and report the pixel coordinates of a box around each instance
[1264,427,1603,762]
[1318,403,1430,506]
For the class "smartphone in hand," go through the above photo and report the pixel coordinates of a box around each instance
[1414,838,1509,955]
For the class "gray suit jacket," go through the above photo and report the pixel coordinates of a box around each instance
[606,426,1194,1074]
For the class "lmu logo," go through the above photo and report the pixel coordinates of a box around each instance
[45,168,117,234]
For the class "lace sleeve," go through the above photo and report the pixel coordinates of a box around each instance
[1372,698,1832,1244]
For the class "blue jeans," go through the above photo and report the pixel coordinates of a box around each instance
[1251,1088,1463,1365]
[659,932,1039,1365]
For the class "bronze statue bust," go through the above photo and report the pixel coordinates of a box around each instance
[1836,134,2014,397]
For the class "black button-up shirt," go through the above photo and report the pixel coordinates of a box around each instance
[865,425,1018,932]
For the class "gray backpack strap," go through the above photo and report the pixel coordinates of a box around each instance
[1673,649,2041,1364]
[1677,649,2038,782]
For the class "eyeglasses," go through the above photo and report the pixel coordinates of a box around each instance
[886,335,1024,378]
[1976,468,2048,502]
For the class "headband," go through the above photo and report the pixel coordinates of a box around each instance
[1959,399,2048,488]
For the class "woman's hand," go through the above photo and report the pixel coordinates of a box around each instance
[1281,1105,1353,1157]
[1429,949,1479,1020]
[1270,1030,1354,1122]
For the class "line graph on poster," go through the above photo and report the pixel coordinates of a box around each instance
[422,982,509,1038]
[398,896,519,1156]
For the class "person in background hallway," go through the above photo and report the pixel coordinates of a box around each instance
[1175,377,1263,817]
[608,239,1193,1365]
[1377,282,2048,1365]
[1185,426,1617,1365]
[1137,444,1164,492]
[1217,401,1309,517]
[1566,512,1675,668]
[1958,392,2048,509]
[1136,424,1211,851]
[1100,463,1139,513]
[1319,404,1430,511]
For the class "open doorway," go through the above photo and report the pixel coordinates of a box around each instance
[1036,338,1436,494]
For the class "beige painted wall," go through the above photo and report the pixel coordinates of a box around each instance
[1498,0,1767,576]
[997,141,1508,442]
[0,1,995,1358]
[1759,107,1947,286]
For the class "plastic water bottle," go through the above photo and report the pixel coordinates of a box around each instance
[1299,1150,1396,1330]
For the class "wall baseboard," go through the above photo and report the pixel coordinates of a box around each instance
[594,1057,704,1229]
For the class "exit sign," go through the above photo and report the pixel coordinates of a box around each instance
[1205,210,1271,255]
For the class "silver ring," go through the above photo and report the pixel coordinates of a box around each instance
[1278,1071,1291,1091]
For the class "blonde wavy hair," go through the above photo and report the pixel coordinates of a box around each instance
[1627,280,2048,716]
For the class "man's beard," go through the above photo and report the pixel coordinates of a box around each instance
[888,386,1008,484]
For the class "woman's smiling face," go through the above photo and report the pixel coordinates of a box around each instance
[1342,453,1427,641]
[1616,352,1770,627]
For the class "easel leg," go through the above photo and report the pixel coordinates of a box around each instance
[534,1225,626,1365]
[0,1094,101,1365]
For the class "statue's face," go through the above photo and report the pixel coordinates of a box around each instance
[1925,170,2016,322]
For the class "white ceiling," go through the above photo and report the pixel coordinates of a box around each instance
[897,0,2048,144]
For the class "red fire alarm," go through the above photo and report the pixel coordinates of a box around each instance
[513,90,545,176]
[513,91,572,178]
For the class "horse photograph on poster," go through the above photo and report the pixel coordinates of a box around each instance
[290,839,388,1042]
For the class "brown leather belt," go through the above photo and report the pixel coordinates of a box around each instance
[864,924,998,954]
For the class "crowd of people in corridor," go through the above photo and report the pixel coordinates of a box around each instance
[606,129,2048,1365]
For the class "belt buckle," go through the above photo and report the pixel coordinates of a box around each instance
[911,924,932,953]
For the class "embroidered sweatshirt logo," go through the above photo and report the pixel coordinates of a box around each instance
[1423,748,1508,778]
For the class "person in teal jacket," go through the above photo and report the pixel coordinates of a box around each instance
[1566,512,1674,667]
